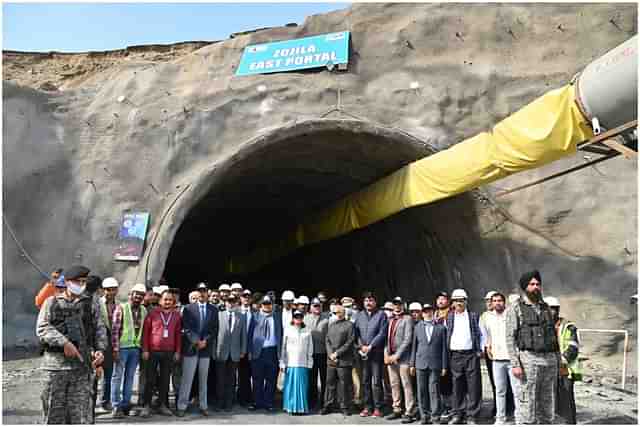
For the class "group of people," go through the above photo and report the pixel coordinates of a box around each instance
[35,265,581,425]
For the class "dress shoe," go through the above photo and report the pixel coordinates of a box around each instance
[111,408,125,419]
[140,406,151,418]
[175,410,185,417]
[158,405,174,416]
[387,412,403,420]
[265,407,276,413]
[200,409,209,417]
[448,415,463,425]
[320,407,331,415]
[248,404,258,411]
[420,416,431,425]
[402,414,417,424]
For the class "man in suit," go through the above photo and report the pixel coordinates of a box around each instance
[322,303,355,416]
[446,289,483,425]
[176,283,218,417]
[237,289,255,407]
[215,294,247,411]
[385,297,416,423]
[410,303,448,425]
[248,295,283,412]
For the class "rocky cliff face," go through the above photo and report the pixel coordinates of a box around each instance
[3,4,636,378]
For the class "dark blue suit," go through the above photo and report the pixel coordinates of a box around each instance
[182,303,218,357]
[248,310,283,409]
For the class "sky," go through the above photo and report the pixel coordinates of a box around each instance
[2,3,349,52]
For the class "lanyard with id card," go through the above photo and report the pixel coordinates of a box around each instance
[160,311,173,339]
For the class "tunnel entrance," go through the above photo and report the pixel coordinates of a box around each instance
[158,120,481,303]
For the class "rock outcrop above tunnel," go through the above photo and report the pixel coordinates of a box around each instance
[3,3,637,381]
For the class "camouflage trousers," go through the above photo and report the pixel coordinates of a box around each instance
[41,369,91,424]
[514,351,558,424]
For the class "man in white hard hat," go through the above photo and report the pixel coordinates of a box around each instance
[281,290,296,329]
[445,289,482,425]
[297,295,310,314]
[409,302,423,324]
[218,284,231,304]
[544,296,580,425]
[110,283,147,418]
[230,283,243,298]
[99,277,120,412]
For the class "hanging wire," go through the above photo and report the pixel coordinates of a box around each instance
[2,214,49,279]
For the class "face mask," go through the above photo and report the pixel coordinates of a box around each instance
[68,282,85,296]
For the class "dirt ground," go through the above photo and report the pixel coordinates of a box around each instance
[2,354,637,425]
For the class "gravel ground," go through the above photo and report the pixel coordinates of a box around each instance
[2,355,637,424]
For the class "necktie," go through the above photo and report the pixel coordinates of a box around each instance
[228,311,233,331]
[263,316,270,341]
[200,305,206,333]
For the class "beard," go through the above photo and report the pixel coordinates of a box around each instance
[527,289,542,302]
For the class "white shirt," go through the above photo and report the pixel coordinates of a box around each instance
[450,310,473,351]
[282,308,293,329]
[424,321,434,341]
[226,310,236,331]
[484,310,510,360]
[242,305,252,332]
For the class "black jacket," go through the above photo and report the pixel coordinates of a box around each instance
[325,318,356,367]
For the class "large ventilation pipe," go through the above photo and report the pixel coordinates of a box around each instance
[575,35,638,136]
[225,36,638,274]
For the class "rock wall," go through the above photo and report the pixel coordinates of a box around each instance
[3,3,637,375]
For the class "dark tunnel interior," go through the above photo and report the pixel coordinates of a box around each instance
[163,127,482,305]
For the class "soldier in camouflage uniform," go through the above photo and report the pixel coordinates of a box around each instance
[36,265,108,424]
[505,270,559,424]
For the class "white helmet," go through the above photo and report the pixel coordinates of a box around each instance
[102,277,119,289]
[544,296,560,307]
[383,301,395,310]
[219,283,231,291]
[484,290,497,300]
[409,302,423,311]
[281,290,295,301]
[451,289,468,300]
[230,282,243,290]
[157,285,169,294]
[298,296,310,305]
[131,283,147,294]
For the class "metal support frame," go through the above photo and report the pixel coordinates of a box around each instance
[577,328,630,390]
[495,119,637,198]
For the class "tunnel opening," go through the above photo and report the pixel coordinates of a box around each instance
[160,120,482,304]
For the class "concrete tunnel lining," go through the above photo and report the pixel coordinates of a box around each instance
[144,118,456,298]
